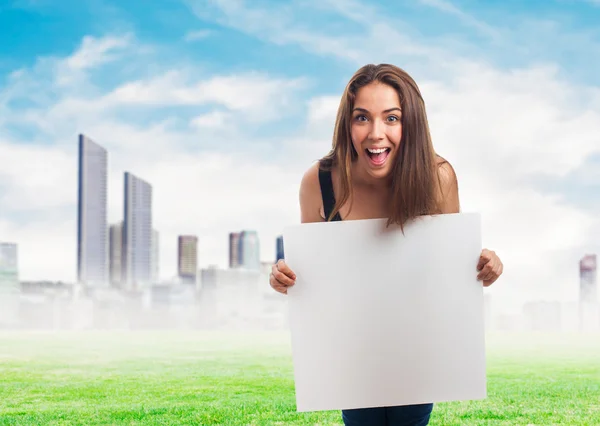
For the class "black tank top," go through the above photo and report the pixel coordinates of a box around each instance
[318,167,342,222]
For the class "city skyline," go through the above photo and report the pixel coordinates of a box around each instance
[73,134,275,286]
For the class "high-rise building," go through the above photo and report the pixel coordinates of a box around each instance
[77,134,108,286]
[229,232,241,268]
[122,172,152,289]
[178,235,198,284]
[276,235,284,262]
[152,229,159,283]
[239,230,260,271]
[580,254,597,304]
[108,222,123,287]
[0,242,19,327]
[0,242,19,293]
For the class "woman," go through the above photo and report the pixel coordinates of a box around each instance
[269,63,503,426]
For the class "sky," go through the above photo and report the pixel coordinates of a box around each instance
[0,0,599,312]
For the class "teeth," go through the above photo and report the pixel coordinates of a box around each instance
[367,148,388,154]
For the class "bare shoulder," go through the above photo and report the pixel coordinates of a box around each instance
[299,161,325,223]
[436,156,458,186]
[435,155,460,213]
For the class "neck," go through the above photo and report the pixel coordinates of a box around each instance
[351,161,392,190]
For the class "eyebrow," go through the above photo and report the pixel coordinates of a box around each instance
[353,107,402,113]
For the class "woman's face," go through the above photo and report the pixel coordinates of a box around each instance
[350,82,403,181]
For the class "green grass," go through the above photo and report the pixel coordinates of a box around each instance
[0,331,599,425]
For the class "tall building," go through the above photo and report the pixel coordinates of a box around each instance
[276,235,284,262]
[229,232,241,268]
[0,242,19,327]
[0,242,19,293]
[580,254,597,303]
[152,229,159,283]
[108,222,123,287]
[178,235,198,284]
[239,230,260,271]
[77,134,108,286]
[122,172,152,290]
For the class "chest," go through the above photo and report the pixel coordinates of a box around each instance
[336,185,391,221]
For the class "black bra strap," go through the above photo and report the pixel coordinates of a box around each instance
[318,168,342,221]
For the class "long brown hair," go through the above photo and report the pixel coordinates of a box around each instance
[320,63,447,229]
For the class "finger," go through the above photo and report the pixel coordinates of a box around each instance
[483,265,502,285]
[271,264,289,281]
[269,274,289,293]
[276,260,296,280]
[489,264,502,282]
[484,271,499,286]
[483,277,496,287]
[482,269,495,282]
[477,253,489,271]
[477,263,493,280]
[271,282,288,294]
[273,269,295,287]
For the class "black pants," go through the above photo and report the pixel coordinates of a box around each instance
[341,403,433,426]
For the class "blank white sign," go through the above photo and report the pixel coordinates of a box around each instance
[282,213,486,412]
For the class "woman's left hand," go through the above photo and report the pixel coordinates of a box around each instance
[477,249,503,287]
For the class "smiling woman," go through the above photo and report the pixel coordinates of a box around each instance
[318,64,446,229]
[269,63,504,426]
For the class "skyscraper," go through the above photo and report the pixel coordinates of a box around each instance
[580,254,597,304]
[0,242,19,294]
[0,242,19,326]
[108,222,123,287]
[229,232,241,268]
[276,235,284,262]
[77,134,108,287]
[239,230,260,271]
[178,235,198,284]
[152,229,159,283]
[122,172,152,289]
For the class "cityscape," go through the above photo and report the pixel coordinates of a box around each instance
[0,135,598,332]
[0,134,288,330]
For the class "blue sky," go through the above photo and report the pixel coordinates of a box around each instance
[2,0,600,83]
[1,0,599,310]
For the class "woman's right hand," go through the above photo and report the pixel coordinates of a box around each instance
[270,259,296,294]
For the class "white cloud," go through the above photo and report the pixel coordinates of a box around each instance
[190,110,230,128]
[64,34,132,71]
[103,70,308,121]
[418,0,501,41]
[184,0,445,64]
[305,95,340,129]
[0,140,75,210]
[55,34,134,88]
[422,63,600,179]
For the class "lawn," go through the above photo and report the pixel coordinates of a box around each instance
[0,330,599,425]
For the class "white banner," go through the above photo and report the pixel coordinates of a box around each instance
[283,213,487,412]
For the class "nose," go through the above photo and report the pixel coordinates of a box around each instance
[368,118,385,141]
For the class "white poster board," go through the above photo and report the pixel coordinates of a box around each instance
[282,213,486,412]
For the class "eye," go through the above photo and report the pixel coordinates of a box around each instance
[387,115,400,122]
[354,114,368,122]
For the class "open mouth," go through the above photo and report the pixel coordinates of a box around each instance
[366,147,391,166]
